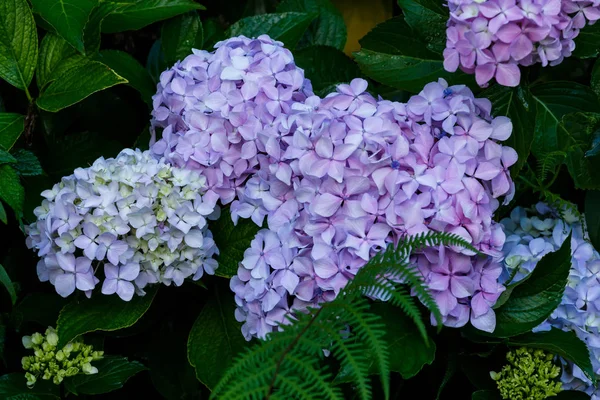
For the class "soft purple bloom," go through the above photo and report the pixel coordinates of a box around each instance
[102,263,140,301]
[444,0,600,87]
[229,76,515,340]
[150,35,312,205]
[54,254,96,298]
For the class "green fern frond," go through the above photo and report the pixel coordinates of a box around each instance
[540,191,581,221]
[212,231,476,400]
[327,299,390,399]
[318,323,371,400]
[282,354,343,400]
[386,285,430,343]
[398,231,480,254]
[536,151,566,183]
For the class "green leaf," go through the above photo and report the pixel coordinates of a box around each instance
[507,329,595,384]
[371,302,435,379]
[227,12,317,50]
[161,11,203,66]
[530,82,600,119]
[492,232,572,337]
[277,0,346,50]
[483,84,535,178]
[0,113,24,150]
[397,0,446,54]
[147,320,201,400]
[210,214,261,278]
[530,83,599,163]
[94,50,155,104]
[586,191,600,252]
[0,373,59,400]
[562,112,600,189]
[43,54,88,85]
[573,23,600,59]
[11,149,43,176]
[101,0,205,33]
[56,286,158,348]
[201,18,224,50]
[294,45,360,94]
[83,2,131,54]
[37,60,128,112]
[0,263,16,305]
[472,390,501,400]
[0,0,38,91]
[0,149,16,164]
[134,126,151,151]
[64,356,147,395]
[36,33,77,90]
[354,17,474,93]
[146,39,168,84]
[187,284,248,390]
[11,292,68,329]
[592,58,600,98]
[0,164,23,218]
[30,0,97,54]
[0,201,6,224]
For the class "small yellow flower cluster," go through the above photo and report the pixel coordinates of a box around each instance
[490,347,562,400]
[21,327,103,387]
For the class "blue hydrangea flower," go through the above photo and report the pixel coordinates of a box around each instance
[501,203,600,398]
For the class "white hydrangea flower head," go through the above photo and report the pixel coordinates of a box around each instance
[26,149,219,301]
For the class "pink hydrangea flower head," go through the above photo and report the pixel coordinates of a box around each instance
[444,0,600,86]
[229,77,516,340]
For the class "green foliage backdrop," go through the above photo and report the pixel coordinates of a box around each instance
[0,0,599,399]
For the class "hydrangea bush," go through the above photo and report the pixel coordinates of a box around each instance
[0,0,600,399]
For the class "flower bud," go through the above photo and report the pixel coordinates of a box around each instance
[31,333,43,345]
[46,330,59,346]
[82,363,98,375]
[22,336,33,349]
[25,372,36,388]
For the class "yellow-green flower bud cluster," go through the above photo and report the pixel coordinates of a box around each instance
[490,347,562,400]
[21,327,103,387]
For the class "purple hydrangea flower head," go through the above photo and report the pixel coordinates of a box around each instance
[444,0,600,86]
[26,149,219,300]
[501,203,600,397]
[229,77,516,340]
[150,35,313,205]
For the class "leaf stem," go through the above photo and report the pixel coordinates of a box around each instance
[24,86,33,103]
